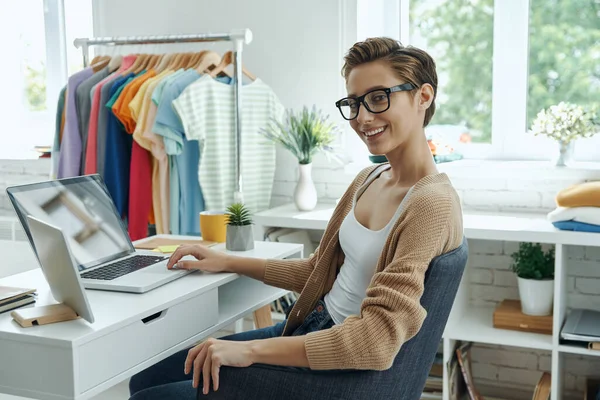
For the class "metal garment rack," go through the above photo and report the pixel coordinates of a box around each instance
[73,29,253,203]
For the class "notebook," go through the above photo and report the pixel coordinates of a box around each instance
[0,286,36,304]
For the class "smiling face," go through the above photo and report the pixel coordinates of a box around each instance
[346,60,424,156]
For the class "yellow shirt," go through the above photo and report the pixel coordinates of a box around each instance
[556,181,600,207]
[131,70,174,150]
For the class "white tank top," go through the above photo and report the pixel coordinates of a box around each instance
[324,164,414,325]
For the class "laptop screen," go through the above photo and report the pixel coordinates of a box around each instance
[6,175,134,271]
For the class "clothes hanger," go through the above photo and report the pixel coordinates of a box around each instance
[122,52,144,75]
[90,55,103,66]
[91,58,110,73]
[209,51,233,78]
[166,52,183,70]
[186,51,206,69]
[195,51,222,74]
[145,54,160,71]
[134,53,153,74]
[176,52,193,70]
[209,51,256,80]
[155,53,174,72]
[107,54,123,72]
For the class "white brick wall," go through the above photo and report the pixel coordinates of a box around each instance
[0,159,51,217]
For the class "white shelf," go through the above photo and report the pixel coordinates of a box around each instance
[217,276,288,327]
[558,344,600,357]
[254,204,600,247]
[445,306,554,351]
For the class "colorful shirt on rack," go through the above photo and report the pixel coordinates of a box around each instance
[51,86,67,179]
[57,67,93,178]
[113,70,155,134]
[145,69,185,235]
[103,73,135,218]
[108,70,157,239]
[129,69,176,233]
[128,70,173,238]
[153,70,209,235]
[173,75,285,213]
[84,55,136,175]
[75,67,110,174]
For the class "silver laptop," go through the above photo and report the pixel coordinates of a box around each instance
[6,175,194,294]
[561,308,600,342]
[27,215,95,322]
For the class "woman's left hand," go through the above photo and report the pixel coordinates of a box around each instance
[185,338,254,395]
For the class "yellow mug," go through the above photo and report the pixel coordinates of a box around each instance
[199,211,228,242]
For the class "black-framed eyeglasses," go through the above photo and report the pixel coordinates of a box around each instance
[335,83,417,121]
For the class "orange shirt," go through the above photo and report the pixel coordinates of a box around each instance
[112,70,156,134]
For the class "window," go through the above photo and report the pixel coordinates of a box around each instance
[352,0,599,162]
[410,0,494,151]
[0,0,93,160]
[526,0,600,161]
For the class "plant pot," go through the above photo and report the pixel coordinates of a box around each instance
[552,140,574,167]
[294,163,317,211]
[517,277,554,316]
[226,225,254,251]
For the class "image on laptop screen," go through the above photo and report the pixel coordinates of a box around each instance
[7,175,134,271]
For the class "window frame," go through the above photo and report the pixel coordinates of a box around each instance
[43,0,69,116]
[351,0,599,163]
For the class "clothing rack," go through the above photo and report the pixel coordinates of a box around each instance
[73,29,253,203]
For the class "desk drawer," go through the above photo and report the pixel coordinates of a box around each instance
[78,288,218,392]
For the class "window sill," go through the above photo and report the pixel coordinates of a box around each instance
[345,159,600,183]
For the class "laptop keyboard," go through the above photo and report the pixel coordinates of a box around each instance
[81,255,167,281]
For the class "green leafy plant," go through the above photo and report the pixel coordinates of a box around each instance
[510,242,555,280]
[225,203,253,226]
[260,105,340,165]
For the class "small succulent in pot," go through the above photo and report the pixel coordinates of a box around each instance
[225,203,254,251]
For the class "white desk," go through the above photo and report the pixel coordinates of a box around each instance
[0,239,302,400]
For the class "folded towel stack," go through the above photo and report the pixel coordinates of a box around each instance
[548,181,600,233]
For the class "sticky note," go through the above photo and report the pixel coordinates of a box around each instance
[156,245,180,253]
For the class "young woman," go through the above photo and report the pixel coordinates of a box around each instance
[129,37,463,400]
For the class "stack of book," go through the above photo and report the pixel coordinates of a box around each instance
[0,286,37,314]
[421,342,444,399]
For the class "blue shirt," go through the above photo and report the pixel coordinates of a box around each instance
[154,70,205,235]
[552,220,600,233]
[103,73,134,218]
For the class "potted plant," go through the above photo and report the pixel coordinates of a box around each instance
[225,203,254,251]
[260,105,340,211]
[510,242,555,316]
[531,102,599,167]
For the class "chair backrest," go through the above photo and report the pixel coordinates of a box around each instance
[385,236,468,399]
[321,237,469,400]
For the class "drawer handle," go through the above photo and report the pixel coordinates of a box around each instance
[142,310,168,325]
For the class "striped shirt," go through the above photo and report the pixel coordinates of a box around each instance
[173,75,284,212]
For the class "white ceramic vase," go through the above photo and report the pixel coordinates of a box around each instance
[294,163,317,211]
[517,277,554,316]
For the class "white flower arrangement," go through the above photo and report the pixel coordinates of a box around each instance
[531,102,599,144]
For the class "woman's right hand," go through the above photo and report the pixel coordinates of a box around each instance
[166,245,231,273]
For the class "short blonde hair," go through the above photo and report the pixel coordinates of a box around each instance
[342,37,438,127]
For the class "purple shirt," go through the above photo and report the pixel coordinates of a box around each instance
[58,67,94,178]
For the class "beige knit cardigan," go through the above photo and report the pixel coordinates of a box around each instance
[263,165,464,371]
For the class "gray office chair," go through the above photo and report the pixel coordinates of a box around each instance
[198,237,468,400]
